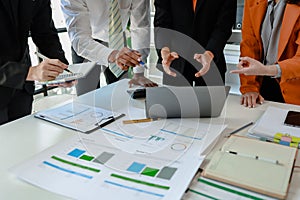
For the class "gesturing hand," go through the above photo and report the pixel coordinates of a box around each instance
[230,57,269,76]
[161,47,179,77]
[194,51,214,77]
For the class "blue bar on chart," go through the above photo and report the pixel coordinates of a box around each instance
[68,148,86,158]
[127,162,146,173]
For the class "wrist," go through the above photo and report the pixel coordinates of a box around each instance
[26,66,36,81]
[205,51,214,59]
[108,50,119,63]
[270,64,281,78]
[133,72,144,78]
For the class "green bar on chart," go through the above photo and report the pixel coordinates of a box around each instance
[111,173,170,190]
[141,167,159,177]
[80,155,94,161]
[198,178,264,200]
[51,156,100,173]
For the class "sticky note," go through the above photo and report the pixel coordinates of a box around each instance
[281,136,292,143]
[279,140,290,146]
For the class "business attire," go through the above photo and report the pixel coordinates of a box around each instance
[61,0,150,94]
[0,0,68,125]
[154,0,236,86]
[240,0,300,105]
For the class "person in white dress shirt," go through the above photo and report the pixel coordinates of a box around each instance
[60,0,157,94]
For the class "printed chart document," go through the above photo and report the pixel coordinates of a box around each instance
[11,119,226,200]
[202,135,298,199]
[34,102,115,133]
[184,177,277,200]
[249,106,300,138]
[36,62,96,85]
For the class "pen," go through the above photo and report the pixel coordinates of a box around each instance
[227,122,254,136]
[86,113,126,134]
[225,150,280,165]
[100,113,126,127]
[128,48,148,69]
[139,61,148,69]
[35,51,73,74]
[123,118,159,124]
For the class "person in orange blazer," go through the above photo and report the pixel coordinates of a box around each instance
[231,0,300,107]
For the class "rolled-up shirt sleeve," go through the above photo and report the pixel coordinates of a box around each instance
[130,0,151,73]
[61,0,114,66]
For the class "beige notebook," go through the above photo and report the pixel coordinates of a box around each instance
[203,135,298,199]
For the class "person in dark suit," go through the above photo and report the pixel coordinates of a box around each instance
[0,0,70,125]
[154,0,237,86]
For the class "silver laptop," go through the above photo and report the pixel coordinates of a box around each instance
[145,86,230,118]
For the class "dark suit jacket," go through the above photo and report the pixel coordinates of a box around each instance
[0,0,67,92]
[154,0,236,84]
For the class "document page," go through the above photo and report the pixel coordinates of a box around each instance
[11,120,226,200]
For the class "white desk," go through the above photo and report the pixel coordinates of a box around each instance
[0,79,299,200]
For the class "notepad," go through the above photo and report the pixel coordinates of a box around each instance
[37,73,84,85]
[36,62,96,85]
[202,135,298,199]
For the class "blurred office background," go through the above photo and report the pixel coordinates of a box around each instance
[30,0,244,112]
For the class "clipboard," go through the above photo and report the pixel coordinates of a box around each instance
[34,102,124,133]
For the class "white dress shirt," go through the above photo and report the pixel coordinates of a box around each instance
[61,0,150,73]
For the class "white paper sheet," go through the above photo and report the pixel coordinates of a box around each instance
[11,120,226,200]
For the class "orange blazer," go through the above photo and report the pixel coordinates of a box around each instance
[240,0,300,105]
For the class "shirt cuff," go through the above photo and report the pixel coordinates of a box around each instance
[100,48,115,66]
[133,65,145,74]
[271,64,282,78]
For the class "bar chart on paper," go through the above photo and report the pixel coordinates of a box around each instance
[11,120,226,200]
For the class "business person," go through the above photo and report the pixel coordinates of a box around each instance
[154,0,236,86]
[61,0,157,94]
[231,0,300,107]
[0,0,70,125]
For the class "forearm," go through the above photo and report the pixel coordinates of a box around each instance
[61,0,113,66]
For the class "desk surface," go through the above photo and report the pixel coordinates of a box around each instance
[0,79,299,200]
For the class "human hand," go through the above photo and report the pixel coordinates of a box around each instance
[230,57,271,76]
[27,59,68,81]
[109,47,142,71]
[193,51,214,77]
[128,73,158,88]
[240,92,264,108]
[161,47,179,77]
